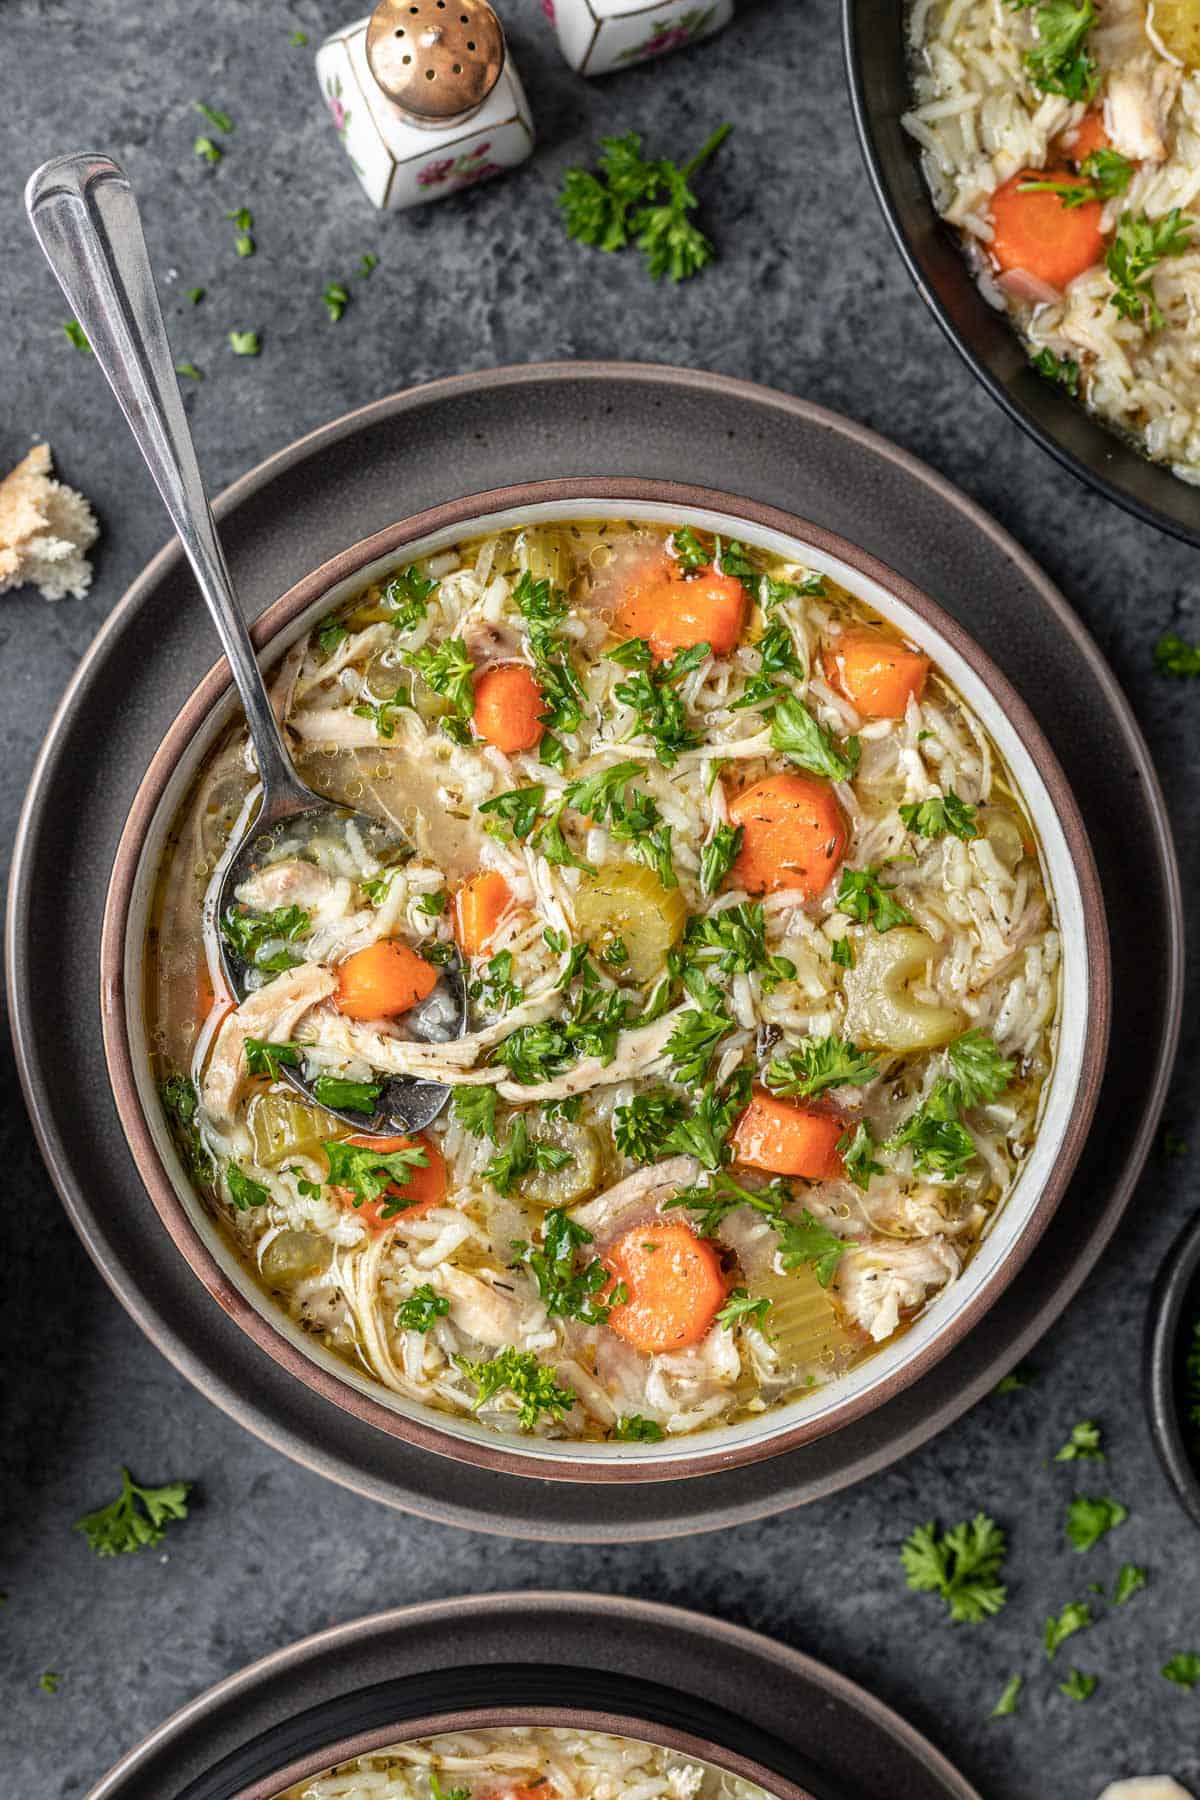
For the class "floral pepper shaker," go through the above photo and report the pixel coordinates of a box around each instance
[316,0,534,210]
[543,0,733,76]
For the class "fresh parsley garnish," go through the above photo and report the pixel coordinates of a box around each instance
[700,822,743,895]
[614,1414,665,1443]
[771,693,860,781]
[900,1515,1008,1623]
[453,1347,575,1431]
[451,1084,501,1141]
[666,1172,846,1286]
[63,319,91,352]
[717,1288,772,1330]
[837,1122,884,1190]
[353,685,411,740]
[74,1468,192,1557]
[731,621,805,711]
[1162,1652,1200,1688]
[613,1088,687,1162]
[612,639,706,765]
[407,636,475,718]
[1032,346,1081,395]
[194,135,223,165]
[244,1038,301,1079]
[1107,208,1193,330]
[995,1363,1037,1393]
[511,1207,620,1325]
[395,1284,450,1332]
[1021,0,1098,103]
[991,1674,1022,1718]
[311,1074,382,1114]
[1154,632,1200,678]
[836,865,912,932]
[229,328,260,356]
[382,563,439,632]
[683,901,794,988]
[1065,1494,1128,1552]
[195,100,233,133]
[175,361,204,381]
[1018,147,1132,207]
[1112,1563,1146,1606]
[899,792,980,842]
[220,903,310,971]
[665,966,735,1083]
[323,281,351,323]
[227,1162,270,1210]
[766,1034,878,1099]
[886,1031,1013,1179]
[945,1029,1016,1107]
[1044,1598,1092,1658]
[323,1138,429,1215]
[484,1113,571,1197]
[559,123,732,283]
[315,614,349,656]
[1059,1668,1097,1702]
[1054,1420,1104,1462]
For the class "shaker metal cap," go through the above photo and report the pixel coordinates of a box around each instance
[366,0,506,123]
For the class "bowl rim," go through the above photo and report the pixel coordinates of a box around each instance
[1146,1208,1200,1530]
[236,1705,815,1800]
[99,474,1111,1486]
[840,0,1200,551]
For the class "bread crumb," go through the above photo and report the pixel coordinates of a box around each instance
[0,443,99,601]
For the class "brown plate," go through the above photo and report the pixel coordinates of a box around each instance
[88,1591,982,1800]
[7,363,1179,1536]
[100,477,1108,1485]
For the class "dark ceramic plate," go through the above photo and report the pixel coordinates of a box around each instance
[1147,1210,1200,1530]
[841,1,1200,548]
[89,1592,981,1800]
[6,362,1182,1538]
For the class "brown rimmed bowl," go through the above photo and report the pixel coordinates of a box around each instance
[1146,1209,1200,1531]
[100,477,1110,1486]
[89,1591,982,1800]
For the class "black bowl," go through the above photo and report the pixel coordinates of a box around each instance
[842,1,1200,548]
[1147,1211,1200,1529]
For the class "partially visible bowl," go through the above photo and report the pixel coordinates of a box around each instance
[101,476,1109,1486]
[841,1,1200,549]
[1147,1209,1200,1530]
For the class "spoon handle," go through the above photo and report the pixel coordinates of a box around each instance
[25,152,310,817]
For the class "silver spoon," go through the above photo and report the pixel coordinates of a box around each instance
[26,152,465,1135]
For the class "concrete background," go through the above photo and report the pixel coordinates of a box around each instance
[2,2,1199,1795]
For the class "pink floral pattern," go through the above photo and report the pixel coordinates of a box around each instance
[324,72,364,177]
[541,0,557,18]
[619,6,717,61]
[416,141,502,191]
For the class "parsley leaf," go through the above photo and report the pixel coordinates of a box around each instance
[323,281,351,323]
[991,1674,1022,1718]
[382,564,439,633]
[454,1347,575,1431]
[323,1138,429,1214]
[1032,346,1081,395]
[887,1077,976,1179]
[244,1038,301,1080]
[771,694,860,781]
[220,903,310,971]
[1018,147,1133,207]
[63,319,91,352]
[838,1122,884,1190]
[311,1074,381,1114]
[1112,1563,1146,1606]
[315,614,349,656]
[1023,0,1098,102]
[511,1207,619,1324]
[774,1209,847,1287]
[408,636,475,718]
[469,948,524,1013]
[484,1113,570,1197]
[731,621,805,711]
[479,785,544,846]
[665,966,735,1083]
[228,329,260,356]
[1065,1494,1128,1552]
[1162,1653,1200,1689]
[946,1029,1016,1107]
[717,1288,772,1330]
[452,1084,501,1141]
[1154,632,1200,678]
[1107,208,1193,330]
[194,135,223,165]
[1054,1420,1104,1462]
[227,1162,270,1210]
[1059,1668,1097,1702]
[700,822,743,895]
[683,901,794,989]
[395,1284,450,1332]
[613,1088,687,1162]
[660,1071,751,1169]
[613,641,704,765]
[559,123,732,283]
[900,1515,1008,1624]
[995,1363,1037,1393]
[1044,1599,1092,1658]
[836,865,912,932]
[74,1468,192,1557]
[766,1034,878,1099]
[195,100,233,133]
[899,792,980,842]
[614,1414,665,1443]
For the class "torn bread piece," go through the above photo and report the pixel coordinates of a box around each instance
[0,443,99,601]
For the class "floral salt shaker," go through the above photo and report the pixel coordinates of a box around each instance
[316,0,534,210]
[542,0,733,76]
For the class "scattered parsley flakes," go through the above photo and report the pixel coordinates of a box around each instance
[451,1084,501,1141]
[716,1288,772,1331]
[1032,346,1081,396]
[511,1207,619,1325]
[771,693,860,782]
[1044,1599,1092,1658]
[836,864,912,932]
[898,791,980,842]
[1162,1652,1200,1689]
[357,250,379,277]
[454,1347,576,1431]
[1065,1494,1128,1552]
[614,1414,665,1443]
[229,328,261,356]
[195,100,233,133]
[765,1033,877,1100]
[838,1122,884,1190]
[74,1468,192,1556]
[991,1673,1022,1718]
[220,902,309,970]
[323,281,351,322]
[995,1363,1037,1393]
[323,1138,429,1214]
[1059,1667,1097,1702]
[289,28,309,45]
[700,822,743,895]
[1022,0,1098,103]
[900,1515,1008,1624]
[945,1029,1015,1107]
[39,1672,60,1694]
[1107,208,1193,330]
[175,361,204,381]
[226,1162,270,1210]
[395,1284,450,1332]
[1112,1563,1146,1606]
[63,319,91,352]
[1019,147,1132,207]
[408,635,475,718]
[1054,1420,1104,1462]
[194,136,223,165]
[1154,633,1200,678]
[186,286,205,304]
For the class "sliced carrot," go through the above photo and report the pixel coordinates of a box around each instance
[196,960,215,1024]
[726,772,847,900]
[612,552,748,662]
[472,662,545,754]
[336,1130,447,1232]
[823,628,929,719]
[731,1089,844,1181]
[602,1219,727,1355]
[336,939,438,1020]
[454,869,514,958]
[989,169,1106,291]
[1058,109,1110,165]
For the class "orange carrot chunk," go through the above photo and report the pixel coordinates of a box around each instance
[823,627,930,719]
[338,1131,446,1232]
[731,1089,844,1181]
[726,772,847,900]
[1060,109,1111,165]
[336,939,438,1020]
[989,170,1106,291]
[454,869,514,959]
[612,553,748,662]
[603,1220,727,1355]
[472,661,545,754]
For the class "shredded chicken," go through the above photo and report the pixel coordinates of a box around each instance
[1104,57,1182,163]
[437,1264,529,1347]
[201,963,337,1121]
[235,859,353,922]
[835,1235,960,1342]
[571,1156,700,1235]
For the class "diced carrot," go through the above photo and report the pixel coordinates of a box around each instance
[726,772,847,900]
[823,628,929,719]
[336,939,438,1020]
[472,661,545,753]
[988,170,1106,292]
[602,1220,727,1355]
[731,1089,844,1180]
[454,869,514,958]
[612,553,748,662]
[1059,109,1110,165]
[196,960,215,1024]
[336,1131,447,1231]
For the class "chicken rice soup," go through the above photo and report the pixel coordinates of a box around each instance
[904,0,1200,482]
[148,518,1059,1446]
[277,1726,773,1800]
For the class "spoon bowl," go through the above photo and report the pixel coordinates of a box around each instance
[26,151,464,1137]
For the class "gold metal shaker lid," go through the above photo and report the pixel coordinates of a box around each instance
[366,0,506,124]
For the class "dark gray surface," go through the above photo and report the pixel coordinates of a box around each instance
[1,3,1198,1797]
